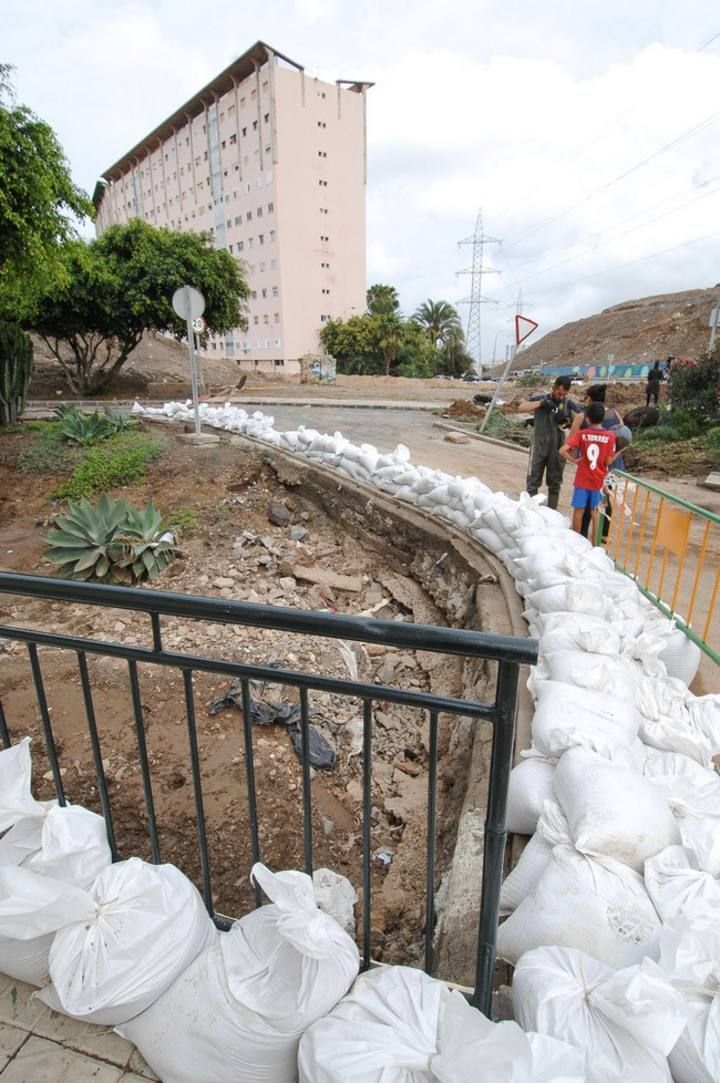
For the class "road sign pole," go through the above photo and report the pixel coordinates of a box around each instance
[184,286,202,436]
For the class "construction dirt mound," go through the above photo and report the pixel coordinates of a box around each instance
[514,284,720,371]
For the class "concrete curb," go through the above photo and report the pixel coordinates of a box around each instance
[433,420,529,455]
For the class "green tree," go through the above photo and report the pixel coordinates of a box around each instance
[668,349,720,429]
[320,314,382,374]
[366,283,400,316]
[412,299,462,349]
[375,312,404,376]
[395,320,440,378]
[440,325,474,377]
[30,219,250,394]
[0,65,92,306]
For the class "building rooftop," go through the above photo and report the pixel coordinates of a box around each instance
[93,40,372,206]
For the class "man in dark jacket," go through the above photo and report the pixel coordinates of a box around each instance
[519,376,581,509]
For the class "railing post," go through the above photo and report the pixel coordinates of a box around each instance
[474,659,520,1015]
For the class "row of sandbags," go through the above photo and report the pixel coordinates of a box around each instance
[132,401,720,1079]
[0,739,589,1081]
[492,506,720,1082]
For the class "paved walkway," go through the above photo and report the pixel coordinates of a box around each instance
[0,974,157,1082]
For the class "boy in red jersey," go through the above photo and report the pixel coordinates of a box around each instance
[559,402,620,538]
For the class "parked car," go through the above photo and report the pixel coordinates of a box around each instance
[462,373,482,382]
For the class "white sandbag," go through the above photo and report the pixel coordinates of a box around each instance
[644,845,720,920]
[656,901,720,1083]
[659,627,702,686]
[0,738,46,831]
[539,618,622,659]
[0,804,111,887]
[553,749,679,871]
[530,681,640,760]
[539,652,638,700]
[36,857,215,1025]
[0,804,112,986]
[500,802,569,915]
[506,758,556,835]
[641,750,720,818]
[637,676,716,766]
[298,965,585,1083]
[679,816,720,877]
[524,580,609,617]
[121,863,360,1083]
[496,845,661,969]
[513,946,686,1083]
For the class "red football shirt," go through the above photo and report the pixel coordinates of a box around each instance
[564,427,616,491]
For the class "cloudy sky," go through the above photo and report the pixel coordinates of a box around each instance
[5,0,720,361]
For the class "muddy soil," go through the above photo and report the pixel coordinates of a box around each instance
[0,424,476,967]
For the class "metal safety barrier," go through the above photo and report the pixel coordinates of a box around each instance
[600,471,720,665]
[0,572,536,1015]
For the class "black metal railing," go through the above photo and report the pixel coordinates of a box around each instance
[0,571,537,1014]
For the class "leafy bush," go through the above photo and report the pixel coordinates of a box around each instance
[516,372,545,388]
[54,433,165,499]
[43,494,176,583]
[669,351,720,427]
[17,422,79,475]
[164,506,199,535]
[705,426,720,467]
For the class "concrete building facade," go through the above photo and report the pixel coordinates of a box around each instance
[93,42,371,374]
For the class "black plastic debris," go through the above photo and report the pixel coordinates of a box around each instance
[207,685,336,770]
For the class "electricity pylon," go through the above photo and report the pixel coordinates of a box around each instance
[456,209,501,376]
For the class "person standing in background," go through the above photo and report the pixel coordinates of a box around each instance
[560,403,620,537]
[645,360,664,407]
[519,376,581,510]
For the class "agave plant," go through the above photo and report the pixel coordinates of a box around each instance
[102,406,139,434]
[109,500,176,584]
[43,493,130,580]
[43,496,176,583]
[57,407,116,446]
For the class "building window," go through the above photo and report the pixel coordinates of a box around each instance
[270,258,277,270]
[229,243,234,253]
[264,112,270,123]
[269,229,276,242]
[263,315,269,325]
[272,286,279,297]
[274,313,280,323]
[226,219,232,229]
[248,237,254,248]
[221,140,226,149]
[251,290,257,300]
[246,211,252,221]
[258,234,264,245]
[261,288,267,299]
[252,120,258,130]
[238,241,244,251]
[230,133,237,144]
[267,201,274,213]
[253,316,259,326]
[256,206,263,217]
[235,215,242,225]
[274,357,282,365]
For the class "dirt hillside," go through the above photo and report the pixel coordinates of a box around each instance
[513,284,720,371]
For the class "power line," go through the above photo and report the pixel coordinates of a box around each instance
[502,107,720,251]
[505,176,720,286]
[522,229,720,300]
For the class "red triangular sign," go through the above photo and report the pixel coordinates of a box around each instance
[515,315,539,346]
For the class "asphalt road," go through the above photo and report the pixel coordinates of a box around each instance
[251,404,532,498]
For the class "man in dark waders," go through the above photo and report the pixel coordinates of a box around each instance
[519,376,581,510]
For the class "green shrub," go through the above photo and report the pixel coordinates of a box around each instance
[17,423,80,475]
[43,494,176,583]
[705,426,720,467]
[669,351,720,427]
[54,434,165,499]
[164,506,199,535]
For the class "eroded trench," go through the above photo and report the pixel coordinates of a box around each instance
[0,432,530,986]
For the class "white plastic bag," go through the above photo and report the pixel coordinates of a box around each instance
[506,758,556,836]
[644,846,720,921]
[312,867,357,936]
[658,628,701,686]
[496,845,661,969]
[513,946,686,1082]
[35,857,216,1024]
[656,901,720,1083]
[530,681,640,760]
[0,738,46,831]
[500,801,569,915]
[298,965,585,1083]
[121,863,360,1083]
[0,804,112,986]
[553,749,679,871]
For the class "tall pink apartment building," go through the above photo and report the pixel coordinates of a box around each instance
[93,42,371,374]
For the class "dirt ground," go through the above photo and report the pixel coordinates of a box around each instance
[0,424,477,966]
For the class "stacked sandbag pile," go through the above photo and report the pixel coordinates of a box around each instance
[115,404,720,1076]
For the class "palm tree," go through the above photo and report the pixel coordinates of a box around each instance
[412,300,463,349]
[366,283,399,316]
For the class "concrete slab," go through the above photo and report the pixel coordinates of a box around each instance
[176,432,221,445]
[0,1025,27,1072]
[703,472,720,491]
[33,1010,134,1067]
[0,1034,123,1082]
[0,980,49,1032]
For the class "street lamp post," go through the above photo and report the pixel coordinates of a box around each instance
[491,329,510,367]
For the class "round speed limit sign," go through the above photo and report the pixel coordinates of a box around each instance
[191,316,206,334]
